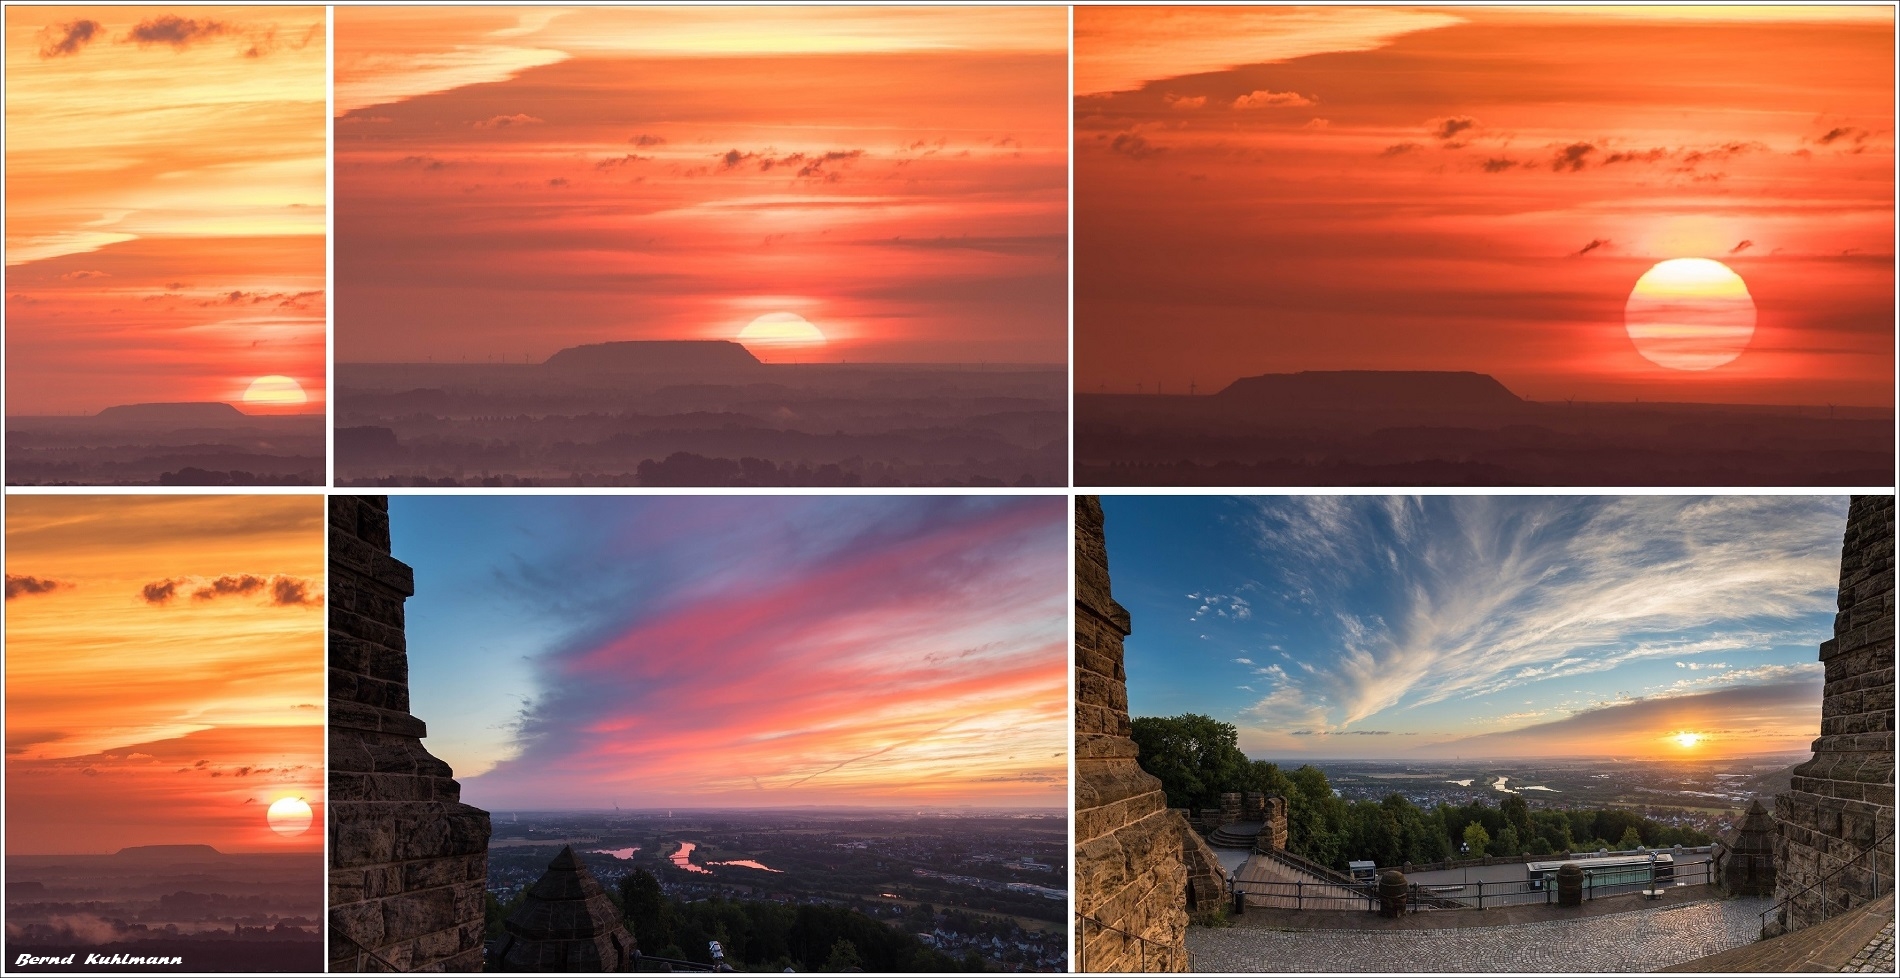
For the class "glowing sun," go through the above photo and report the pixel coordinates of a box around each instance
[243,375,307,406]
[1672,732,1704,749]
[266,796,313,837]
[1624,258,1756,371]
[737,312,827,356]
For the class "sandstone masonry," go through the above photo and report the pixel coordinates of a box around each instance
[1770,494,1894,936]
[329,496,493,972]
[1076,496,1226,972]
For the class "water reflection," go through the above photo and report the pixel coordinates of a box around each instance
[592,847,640,860]
[709,859,783,873]
[671,841,711,874]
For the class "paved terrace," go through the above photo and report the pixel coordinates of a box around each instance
[1188,892,1774,972]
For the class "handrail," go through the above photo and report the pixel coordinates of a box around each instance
[1075,910,1179,973]
[1760,826,1895,935]
[329,922,406,973]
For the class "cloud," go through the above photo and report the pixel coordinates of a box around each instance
[1233,657,1255,666]
[57,270,109,281]
[474,113,544,129]
[6,575,68,600]
[1233,90,1314,109]
[141,579,183,604]
[1432,681,1821,756]
[271,577,319,606]
[38,19,101,58]
[1572,238,1610,257]
[1551,142,1595,171]
[1233,497,1844,735]
[126,16,227,49]
[1166,93,1207,110]
[1380,143,1422,157]
[629,133,666,147]
[1730,240,1754,254]
[596,154,649,170]
[1109,132,1162,160]
[721,149,869,180]
[1430,116,1477,145]
[193,575,266,601]
[1481,157,1519,172]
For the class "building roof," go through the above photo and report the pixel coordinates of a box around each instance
[492,845,639,972]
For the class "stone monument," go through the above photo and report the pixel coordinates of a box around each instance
[328,495,493,971]
[1769,495,1894,935]
[490,846,639,972]
[1714,798,1777,897]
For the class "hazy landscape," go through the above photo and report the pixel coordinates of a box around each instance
[335,342,1064,487]
[5,404,324,486]
[5,846,323,973]
[485,809,1067,971]
[1076,371,1892,486]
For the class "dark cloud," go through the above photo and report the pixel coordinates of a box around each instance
[38,20,101,58]
[7,730,68,755]
[1433,680,1821,756]
[595,154,649,170]
[1601,148,1668,166]
[474,113,543,129]
[717,149,865,180]
[1816,126,1869,146]
[270,576,319,607]
[1481,157,1518,173]
[193,575,267,601]
[629,133,666,147]
[1379,143,1422,158]
[1290,729,1392,736]
[1730,240,1754,254]
[1679,141,1764,166]
[1109,132,1163,160]
[141,579,182,604]
[126,16,227,49]
[720,149,756,169]
[547,177,569,188]
[1572,238,1610,257]
[6,575,68,600]
[57,270,109,281]
[1431,116,1477,144]
[1551,142,1595,172]
[397,155,447,171]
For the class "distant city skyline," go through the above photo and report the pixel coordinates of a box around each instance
[393,495,1068,810]
[1105,495,1847,761]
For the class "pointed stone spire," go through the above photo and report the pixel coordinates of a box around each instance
[491,845,639,972]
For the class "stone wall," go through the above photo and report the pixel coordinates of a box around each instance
[1075,496,1191,973]
[329,496,493,972]
[1770,494,1894,936]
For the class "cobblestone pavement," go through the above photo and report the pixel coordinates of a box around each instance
[1187,897,1774,972]
[1841,919,1895,973]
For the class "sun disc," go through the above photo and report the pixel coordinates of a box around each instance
[737,312,827,350]
[1673,732,1702,749]
[266,796,313,837]
[1624,258,1756,371]
[243,375,307,406]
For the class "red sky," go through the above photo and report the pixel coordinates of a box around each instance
[6,496,325,854]
[4,6,326,415]
[1076,6,1895,406]
[335,7,1068,365]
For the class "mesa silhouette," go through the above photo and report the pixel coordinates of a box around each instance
[1076,370,1893,487]
[335,340,1065,487]
[6,845,322,974]
[6,402,323,487]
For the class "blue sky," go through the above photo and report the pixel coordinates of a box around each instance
[387,495,1068,810]
[1103,495,1848,760]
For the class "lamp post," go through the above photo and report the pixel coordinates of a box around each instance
[1461,842,1469,887]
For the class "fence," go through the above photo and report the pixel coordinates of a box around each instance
[1760,827,1895,936]
[1234,859,1714,914]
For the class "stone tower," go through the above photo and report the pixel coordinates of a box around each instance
[1075,496,1190,973]
[328,496,493,971]
[1713,798,1777,897]
[491,846,639,972]
[1769,494,1894,935]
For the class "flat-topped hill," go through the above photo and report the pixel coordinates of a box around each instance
[93,402,246,424]
[113,844,224,861]
[542,340,763,374]
[1216,370,1525,412]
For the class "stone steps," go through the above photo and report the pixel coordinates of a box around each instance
[1659,892,1894,972]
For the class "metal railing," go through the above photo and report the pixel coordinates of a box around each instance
[1232,861,1713,915]
[1760,827,1895,936]
[1074,911,1181,973]
[631,952,727,972]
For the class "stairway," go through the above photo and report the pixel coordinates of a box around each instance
[1207,820,1263,848]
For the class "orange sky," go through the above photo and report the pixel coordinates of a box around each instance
[334,6,1068,365]
[4,6,326,415]
[1076,6,1895,405]
[5,496,325,854]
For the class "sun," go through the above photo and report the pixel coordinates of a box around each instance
[1624,258,1757,371]
[1672,731,1704,749]
[736,312,827,360]
[242,375,307,407]
[266,796,313,837]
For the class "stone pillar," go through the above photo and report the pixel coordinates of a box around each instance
[1771,495,1894,936]
[1261,796,1290,852]
[1378,871,1407,918]
[328,496,493,972]
[1075,497,1190,973]
[1713,798,1777,897]
[1556,863,1584,907]
[1243,791,1266,822]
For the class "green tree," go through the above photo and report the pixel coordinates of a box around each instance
[618,869,672,951]
[1130,714,1252,810]
[1617,826,1646,851]
[1462,822,1491,857]
[1501,793,1532,841]
[1492,826,1522,858]
[824,938,863,972]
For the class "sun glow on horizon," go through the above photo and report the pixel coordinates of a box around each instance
[266,796,314,837]
[1624,258,1757,372]
[736,312,828,360]
[1672,731,1706,749]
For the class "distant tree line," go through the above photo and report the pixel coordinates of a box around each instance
[1132,714,1712,870]
[486,869,988,972]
